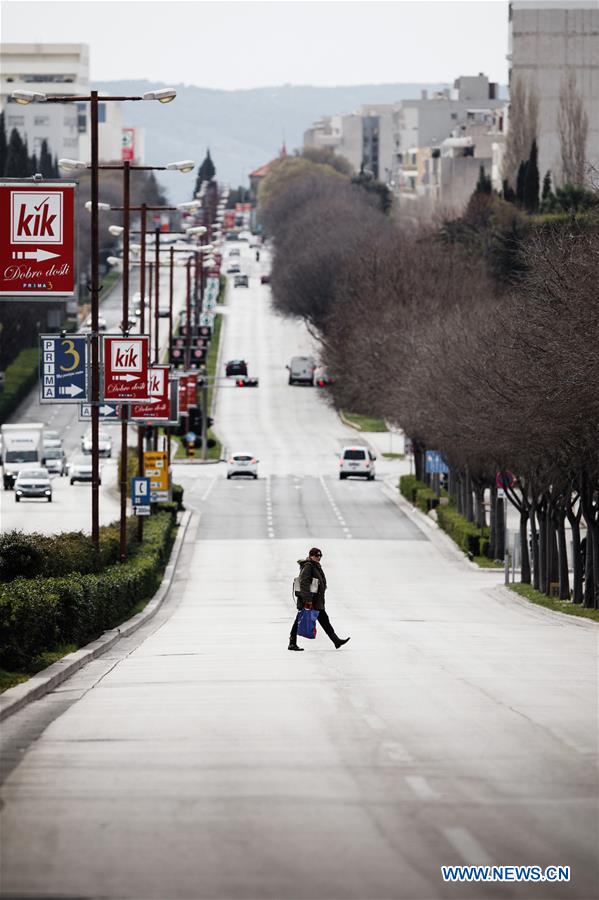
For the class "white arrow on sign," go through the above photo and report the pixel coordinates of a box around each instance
[12,249,61,262]
[113,373,139,382]
[58,383,83,397]
[100,405,118,415]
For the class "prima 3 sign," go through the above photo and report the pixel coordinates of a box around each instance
[0,182,76,297]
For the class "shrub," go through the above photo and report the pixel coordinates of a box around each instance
[399,475,438,512]
[436,504,489,556]
[171,483,184,510]
[0,512,176,670]
[0,347,39,425]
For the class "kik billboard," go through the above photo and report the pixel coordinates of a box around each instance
[0,182,77,298]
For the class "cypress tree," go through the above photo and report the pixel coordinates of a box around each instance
[5,128,28,176]
[194,149,216,195]
[475,165,492,194]
[502,178,516,204]
[541,170,552,202]
[523,139,540,213]
[516,160,527,205]
[39,139,54,178]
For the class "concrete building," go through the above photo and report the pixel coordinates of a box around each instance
[0,43,130,166]
[304,105,396,181]
[508,0,599,185]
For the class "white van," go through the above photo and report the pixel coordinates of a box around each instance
[287,356,316,385]
[339,446,377,480]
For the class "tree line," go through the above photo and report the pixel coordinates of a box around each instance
[0,112,59,179]
[260,151,599,610]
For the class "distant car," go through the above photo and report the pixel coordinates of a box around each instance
[234,274,249,288]
[14,468,52,502]
[225,359,248,377]
[260,273,271,285]
[81,429,112,457]
[227,453,259,480]
[314,366,334,387]
[158,306,170,318]
[339,446,376,481]
[287,355,316,386]
[226,264,241,275]
[43,430,62,450]
[133,292,150,317]
[43,447,68,476]
[69,454,98,485]
[228,248,241,257]
[83,314,107,331]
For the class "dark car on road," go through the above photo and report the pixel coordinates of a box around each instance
[234,274,249,288]
[225,359,248,377]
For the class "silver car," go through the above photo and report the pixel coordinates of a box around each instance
[81,429,112,457]
[14,468,53,502]
[227,453,259,480]
[70,454,99,485]
[44,447,68,476]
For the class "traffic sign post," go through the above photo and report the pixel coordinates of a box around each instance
[40,334,88,403]
[79,401,126,422]
[131,475,151,516]
[425,451,449,475]
[143,450,169,503]
[102,334,150,401]
[131,365,171,421]
[0,181,77,298]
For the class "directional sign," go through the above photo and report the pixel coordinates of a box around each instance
[425,450,449,475]
[102,334,150,401]
[79,401,126,422]
[132,476,151,516]
[143,450,169,503]
[0,181,77,297]
[199,314,214,328]
[131,365,171,421]
[40,334,88,403]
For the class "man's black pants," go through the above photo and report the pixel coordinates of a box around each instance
[290,608,339,645]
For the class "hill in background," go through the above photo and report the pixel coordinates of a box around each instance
[95,80,454,202]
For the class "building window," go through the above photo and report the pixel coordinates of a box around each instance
[63,137,79,148]
[34,116,50,127]
[23,73,76,83]
[7,116,25,127]
[98,103,106,124]
[77,102,87,133]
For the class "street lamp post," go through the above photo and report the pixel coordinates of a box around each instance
[15,86,179,553]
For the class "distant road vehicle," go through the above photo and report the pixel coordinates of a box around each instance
[228,248,241,258]
[225,359,248,377]
[44,447,68,476]
[226,264,241,274]
[287,356,316,386]
[69,455,96,484]
[43,430,62,450]
[158,306,170,318]
[81,429,112,457]
[1,423,45,489]
[339,446,377,481]
[83,314,107,331]
[227,453,259,480]
[314,366,334,387]
[14,468,52,502]
[260,273,271,285]
[234,274,249,288]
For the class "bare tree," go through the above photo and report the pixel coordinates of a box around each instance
[502,76,539,189]
[557,69,589,187]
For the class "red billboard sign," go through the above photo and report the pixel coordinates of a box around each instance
[178,376,189,414]
[131,365,170,420]
[122,127,135,162]
[0,181,77,297]
[102,335,150,400]
[186,374,198,407]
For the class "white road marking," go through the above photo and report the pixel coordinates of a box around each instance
[200,477,218,503]
[405,776,439,800]
[382,742,414,764]
[443,827,494,866]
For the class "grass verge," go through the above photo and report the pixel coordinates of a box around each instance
[510,583,599,623]
[382,452,405,460]
[342,411,388,432]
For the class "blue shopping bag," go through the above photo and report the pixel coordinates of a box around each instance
[297,607,319,639]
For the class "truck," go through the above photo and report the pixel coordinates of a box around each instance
[1,423,45,490]
[287,356,316,386]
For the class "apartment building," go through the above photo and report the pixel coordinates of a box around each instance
[508,0,599,185]
[304,105,396,181]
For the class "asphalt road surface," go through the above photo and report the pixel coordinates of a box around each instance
[1,247,597,900]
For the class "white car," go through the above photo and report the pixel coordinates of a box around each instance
[69,454,98,485]
[14,468,52,502]
[81,429,112,457]
[287,356,316,385]
[43,430,62,450]
[339,446,376,480]
[227,452,259,479]
[44,447,68,476]
[83,314,107,331]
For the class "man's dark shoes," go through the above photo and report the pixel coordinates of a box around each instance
[335,637,350,649]
[288,642,304,651]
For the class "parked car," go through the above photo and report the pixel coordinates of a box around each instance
[14,468,52,502]
[69,454,98,485]
[227,453,259,480]
[43,430,62,450]
[225,359,248,377]
[43,447,68,476]
[81,429,112,457]
[234,274,249,288]
[338,446,376,481]
[287,355,316,385]
[226,264,241,274]
[260,273,271,285]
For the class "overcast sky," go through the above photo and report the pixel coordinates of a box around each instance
[2,0,509,90]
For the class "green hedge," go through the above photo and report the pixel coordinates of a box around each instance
[399,475,439,512]
[0,347,39,425]
[436,504,489,557]
[0,512,176,670]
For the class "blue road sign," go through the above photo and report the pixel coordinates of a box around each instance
[79,401,125,422]
[132,476,151,514]
[425,450,449,474]
[40,334,88,403]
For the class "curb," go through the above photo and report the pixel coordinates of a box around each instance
[339,410,363,432]
[492,584,599,629]
[0,509,193,723]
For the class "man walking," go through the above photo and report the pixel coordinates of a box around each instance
[289,547,350,651]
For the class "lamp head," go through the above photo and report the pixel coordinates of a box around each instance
[108,225,124,237]
[143,88,177,104]
[166,160,195,174]
[12,90,46,104]
[59,158,88,171]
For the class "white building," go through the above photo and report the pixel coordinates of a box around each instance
[0,43,130,166]
[508,0,599,185]
[304,104,396,182]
